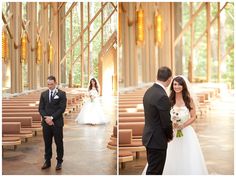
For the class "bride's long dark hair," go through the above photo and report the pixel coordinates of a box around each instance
[88,78,99,92]
[169,76,192,111]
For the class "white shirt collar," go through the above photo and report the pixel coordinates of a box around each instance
[49,88,57,95]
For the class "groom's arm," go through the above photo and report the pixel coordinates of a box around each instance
[156,96,173,141]
[51,91,67,120]
[39,92,47,119]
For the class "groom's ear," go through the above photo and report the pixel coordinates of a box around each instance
[167,77,172,85]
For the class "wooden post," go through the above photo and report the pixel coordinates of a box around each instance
[170,2,175,74]
[123,3,130,87]
[144,3,150,83]
[217,2,221,82]
[190,2,194,82]
[206,2,211,82]
[10,2,23,93]
[129,2,137,86]
[69,10,73,87]
[51,2,59,82]
[58,4,66,85]
[81,2,84,87]
[149,4,156,82]
[44,3,49,86]
[27,3,37,89]
[174,2,183,75]
[88,2,90,81]
[101,2,103,48]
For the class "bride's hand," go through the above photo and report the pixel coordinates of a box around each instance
[176,124,184,130]
[173,122,178,129]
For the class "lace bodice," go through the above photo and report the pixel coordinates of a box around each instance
[170,106,190,123]
[89,88,99,98]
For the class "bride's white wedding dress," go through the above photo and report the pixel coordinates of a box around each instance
[142,105,208,175]
[75,88,109,124]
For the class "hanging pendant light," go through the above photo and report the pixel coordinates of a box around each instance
[36,37,42,64]
[136,4,144,45]
[21,32,27,63]
[48,42,53,63]
[2,31,8,62]
[154,10,163,46]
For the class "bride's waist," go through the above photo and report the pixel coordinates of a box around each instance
[173,124,193,131]
[180,125,193,132]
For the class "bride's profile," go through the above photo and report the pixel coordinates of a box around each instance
[142,75,208,175]
[75,78,108,125]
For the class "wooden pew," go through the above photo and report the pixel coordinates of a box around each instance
[2,122,33,142]
[2,137,22,150]
[118,129,145,159]
[2,117,41,136]
[118,129,134,169]
[2,112,41,122]
[119,117,144,123]
[119,112,144,117]
[2,109,38,113]
[119,122,144,139]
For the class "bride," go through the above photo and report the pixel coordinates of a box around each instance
[142,75,208,175]
[75,78,108,125]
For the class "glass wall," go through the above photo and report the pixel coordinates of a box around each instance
[60,2,117,88]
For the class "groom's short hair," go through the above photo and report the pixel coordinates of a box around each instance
[157,66,172,82]
[47,75,56,82]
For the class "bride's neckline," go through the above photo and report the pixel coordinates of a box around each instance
[173,105,186,108]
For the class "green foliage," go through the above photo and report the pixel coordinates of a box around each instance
[1,2,115,90]
[181,2,234,87]
[64,2,116,87]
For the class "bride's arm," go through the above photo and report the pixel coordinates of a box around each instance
[179,98,197,129]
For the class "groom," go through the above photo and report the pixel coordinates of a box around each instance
[142,66,173,175]
[39,76,67,170]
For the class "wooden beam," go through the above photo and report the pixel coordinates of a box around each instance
[171,2,175,73]
[99,31,117,57]
[21,20,31,43]
[81,2,84,87]
[211,2,228,26]
[193,2,228,49]
[174,2,205,47]
[101,3,104,47]
[121,2,126,13]
[206,2,211,82]
[222,44,234,61]
[110,2,117,11]
[59,2,77,24]
[190,2,194,82]
[217,2,221,82]
[58,2,65,11]
[43,2,49,9]
[2,12,13,39]
[72,7,116,66]
[193,29,206,49]
[70,10,73,87]
[60,2,108,65]
[88,2,90,80]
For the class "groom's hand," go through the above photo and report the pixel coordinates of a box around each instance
[45,116,54,126]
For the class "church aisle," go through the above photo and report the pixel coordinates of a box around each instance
[192,90,234,175]
[2,96,117,175]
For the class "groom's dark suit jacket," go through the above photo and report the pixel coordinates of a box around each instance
[39,89,67,127]
[142,83,173,149]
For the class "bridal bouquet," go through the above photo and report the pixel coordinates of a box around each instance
[171,110,184,138]
[89,90,96,102]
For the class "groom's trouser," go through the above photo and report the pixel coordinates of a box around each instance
[43,124,64,163]
[146,148,167,175]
